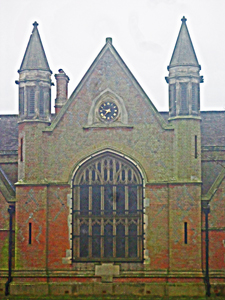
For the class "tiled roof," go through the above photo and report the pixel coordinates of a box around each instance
[201,111,225,146]
[19,22,51,73]
[0,112,225,151]
[168,17,200,68]
[0,115,18,151]
[159,111,225,147]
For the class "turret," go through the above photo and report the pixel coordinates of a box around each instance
[166,17,203,181]
[16,21,52,122]
[165,17,203,118]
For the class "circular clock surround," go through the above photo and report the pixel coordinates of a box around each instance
[98,101,119,122]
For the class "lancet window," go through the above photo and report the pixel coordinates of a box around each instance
[72,153,143,262]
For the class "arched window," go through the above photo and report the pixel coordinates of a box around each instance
[72,153,143,262]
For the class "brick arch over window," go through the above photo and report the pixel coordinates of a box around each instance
[72,152,144,262]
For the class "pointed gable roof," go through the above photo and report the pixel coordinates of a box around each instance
[19,21,51,73]
[168,17,200,68]
[45,37,172,132]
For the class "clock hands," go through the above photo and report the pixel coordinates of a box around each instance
[102,108,111,115]
[99,102,118,121]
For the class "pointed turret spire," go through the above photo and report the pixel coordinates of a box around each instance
[19,21,51,73]
[168,16,200,69]
[165,17,203,118]
[17,22,52,122]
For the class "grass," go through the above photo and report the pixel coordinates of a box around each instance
[0,296,225,300]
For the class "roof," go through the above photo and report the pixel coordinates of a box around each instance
[159,111,225,147]
[0,115,18,151]
[0,166,15,201]
[168,17,200,69]
[44,38,171,132]
[19,21,51,73]
[0,112,225,151]
[201,111,225,146]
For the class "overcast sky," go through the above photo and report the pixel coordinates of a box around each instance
[0,0,224,114]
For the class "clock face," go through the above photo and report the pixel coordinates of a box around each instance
[99,101,118,122]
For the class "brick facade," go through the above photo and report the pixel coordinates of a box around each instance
[0,18,225,297]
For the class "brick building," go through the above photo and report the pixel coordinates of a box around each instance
[0,17,225,296]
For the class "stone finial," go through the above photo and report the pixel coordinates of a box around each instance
[33,21,39,27]
[181,16,187,23]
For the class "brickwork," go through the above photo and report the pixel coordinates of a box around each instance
[16,186,47,269]
[1,19,225,296]
[169,184,201,270]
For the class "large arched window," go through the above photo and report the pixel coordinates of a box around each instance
[72,152,143,262]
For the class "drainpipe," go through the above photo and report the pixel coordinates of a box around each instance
[5,204,15,296]
[203,203,211,297]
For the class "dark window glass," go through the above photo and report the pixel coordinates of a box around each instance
[80,223,89,257]
[80,186,89,215]
[27,87,35,115]
[116,186,125,215]
[169,84,176,116]
[128,223,137,257]
[104,186,113,215]
[92,186,101,215]
[73,154,143,262]
[28,222,32,245]
[192,83,199,113]
[180,83,188,115]
[92,223,101,257]
[19,87,24,115]
[116,223,125,257]
[129,186,137,213]
[39,88,44,115]
[104,223,113,257]
[184,222,188,244]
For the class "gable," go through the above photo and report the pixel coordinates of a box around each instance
[45,40,172,132]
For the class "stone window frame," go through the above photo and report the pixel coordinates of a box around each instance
[62,149,151,266]
[87,88,128,126]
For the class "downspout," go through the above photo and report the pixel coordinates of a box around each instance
[203,203,211,297]
[5,204,15,296]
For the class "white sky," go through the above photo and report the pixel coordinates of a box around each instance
[0,0,224,114]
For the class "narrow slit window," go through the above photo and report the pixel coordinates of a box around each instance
[195,135,197,158]
[27,87,35,115]
[29,223,32,245]
[184,222,188,244]
[20,138,23,162]
[39,88,44,116]
[19,87,24,115]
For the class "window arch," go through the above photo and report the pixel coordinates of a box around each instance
[72,152,143,262]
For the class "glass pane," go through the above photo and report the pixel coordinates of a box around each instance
[104,223,113,257]
[92,224,101,257]
[80,186,89,215]
[104,186,113,215]
[92,186,101,215]
[116,223,125,257]
[129,186,137,213]
[80,224,89,257]
[128,223,137,258]
[39,88,44,115]
[116,186,125,215]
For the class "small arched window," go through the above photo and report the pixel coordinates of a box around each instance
[72,152,143,262]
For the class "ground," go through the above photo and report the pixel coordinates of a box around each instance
[0,296,225,300]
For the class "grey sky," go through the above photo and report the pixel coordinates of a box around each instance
[0,0,224,114]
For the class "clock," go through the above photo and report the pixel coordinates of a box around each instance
[99,101,118,122]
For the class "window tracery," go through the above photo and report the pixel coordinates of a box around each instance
[72,153,143,262]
